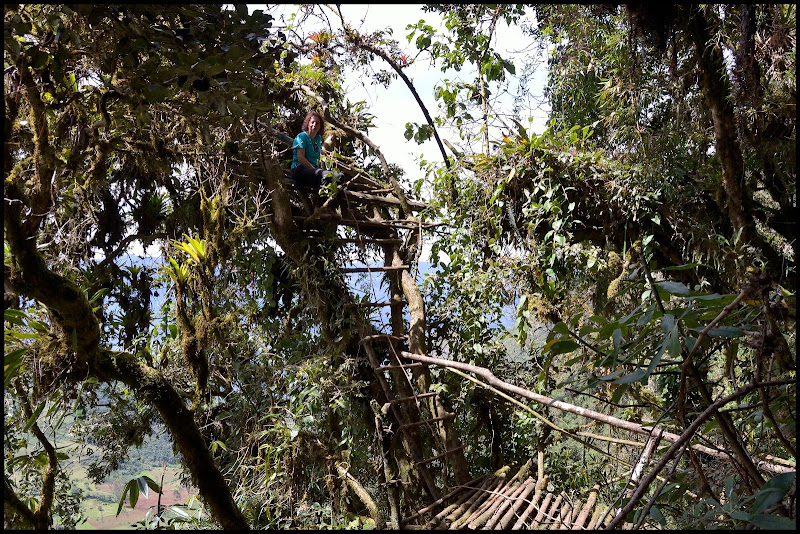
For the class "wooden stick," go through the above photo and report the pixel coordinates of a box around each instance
[344,301,406,308]
[384,392,437,405]
[341,265,409,273]
[485,478,531,529]
[544,491,565,530]
[375,363,424,371]
[587,503,609,529]
[551,499,572,529]
[532,492,558,527]
[399,413,455,430]
[449,477,505,529]
[571,485,599,530]
[498,479,537,529]
[416,444,467,467]
[466,478,522,529]
[401,474,488,527]
[342,189,428,210]
[438,476,493,522]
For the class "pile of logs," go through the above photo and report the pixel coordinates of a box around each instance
[402,462,633,530]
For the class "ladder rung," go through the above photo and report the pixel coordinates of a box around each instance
[340,265,409,273]
[386,391,436,404]
[360,334,407,344]
[339,238,403,244]
[292,215,391,229]
[375,362,424,371]
[344,301,406,308]
[399,413,456,430]
[415,444,467,467]
[386,392,437,405]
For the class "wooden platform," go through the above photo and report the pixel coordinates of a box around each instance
[402,470,632,530]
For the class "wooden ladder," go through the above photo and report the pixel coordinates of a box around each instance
[289,172,469,523]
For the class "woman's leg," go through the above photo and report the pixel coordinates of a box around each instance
[291,166,327,189]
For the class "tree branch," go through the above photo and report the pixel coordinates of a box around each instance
[340,24,451,170]
[605,378,794,530]
[400,351,794,475]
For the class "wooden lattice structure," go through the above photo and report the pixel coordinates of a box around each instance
[403,470,631,530]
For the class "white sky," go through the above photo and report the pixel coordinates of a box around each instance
[263,4,550,184]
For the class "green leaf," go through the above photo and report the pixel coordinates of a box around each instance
[129,479,140,509]
[656,281,690,296]
[136,476,150,500]
[612,368,647,384]
[4,348,27,387]
[747,514,796,529]
[551,322,570,335]
[547,340,580,355]
[23,400,47,432]
[649,505,663,521]
[598,321,620,340]
[116,481,131,516]
[706,326,744,338]
[4,309,28,323]
[752,471,795,514]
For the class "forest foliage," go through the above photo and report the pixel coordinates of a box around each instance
[4,4,795,530]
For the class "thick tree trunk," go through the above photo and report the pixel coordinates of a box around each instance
[688,7,751,242]
[392,246,472,486]
[5,180,250,531]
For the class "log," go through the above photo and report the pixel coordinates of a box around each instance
[553,500,574,529]
[341,265,409,273]
[571,485,599,530]
[385,392,437,405]
[498,479,537,529]
[587,504,610,529]
[466,480,522,529]
[434,476,492,524]
[401,473,488,528]
[341,189,428,210]
[484,478,532,529]
[531,493,562,528]
[449,477,505,529]
[399,351,793,475]
[399,413,455,430]
[544,491,567,530]
[416,444,467,467]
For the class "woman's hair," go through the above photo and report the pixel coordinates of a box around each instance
[301,111,325,137]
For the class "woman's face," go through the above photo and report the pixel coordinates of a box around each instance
[307,116,320,137]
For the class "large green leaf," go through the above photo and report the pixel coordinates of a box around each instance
[751,471,795,514]
[656,281,690,296]
[547,339,580,355]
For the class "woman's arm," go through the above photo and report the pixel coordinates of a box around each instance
[295,147,315,169]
